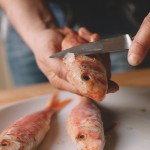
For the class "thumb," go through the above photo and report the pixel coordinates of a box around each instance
[128,13,150,66]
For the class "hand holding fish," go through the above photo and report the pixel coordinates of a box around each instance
[33,26,119,100]
[0,0,118,98]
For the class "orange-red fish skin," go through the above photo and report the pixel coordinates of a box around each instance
[63,54,108,101]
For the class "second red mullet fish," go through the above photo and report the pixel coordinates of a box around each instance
[0,93,71,150]
[67,96,105,150]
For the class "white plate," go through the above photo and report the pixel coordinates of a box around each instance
[0,87,150,150]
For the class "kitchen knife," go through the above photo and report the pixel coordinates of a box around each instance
[49,34,132,58]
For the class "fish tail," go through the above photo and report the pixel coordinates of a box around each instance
[47,92,71,111]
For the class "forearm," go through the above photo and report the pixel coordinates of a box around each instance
[0,0,58,51]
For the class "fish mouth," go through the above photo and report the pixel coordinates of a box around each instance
[86,89,107,101]
[0,140,10,147]
[0,139,21,149]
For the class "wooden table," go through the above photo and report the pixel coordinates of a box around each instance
[0,68,150,107]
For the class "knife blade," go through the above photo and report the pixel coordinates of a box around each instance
[49,34,132,58]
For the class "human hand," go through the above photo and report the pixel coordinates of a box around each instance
[32,28,80,94]
[128,13,150,66]
[35,27,118,95]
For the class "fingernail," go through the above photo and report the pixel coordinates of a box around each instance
[128,53,141,66]
[90,34,100,42]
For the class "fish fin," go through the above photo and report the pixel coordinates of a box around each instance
[47,92,72,111]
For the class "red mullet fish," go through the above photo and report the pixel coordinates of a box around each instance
[62,28,108,101]
[67,96,105,150]
[0,93,71,150]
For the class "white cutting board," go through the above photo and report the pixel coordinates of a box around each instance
[0,87,150,150]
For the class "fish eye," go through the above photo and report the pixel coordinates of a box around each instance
[77,134,86,140]
[82,75,90,81]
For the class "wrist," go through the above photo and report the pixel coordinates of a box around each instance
[0,0,5,9]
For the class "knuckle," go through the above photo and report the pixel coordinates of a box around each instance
[55,69,62,78]
[47,72,56,84]
[56,68,67,80]
[133,38,147,50]
[47,73,64,90]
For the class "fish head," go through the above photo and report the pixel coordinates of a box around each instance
[0,136,22,150]
[73,116,105,150]
[63,53,108,101]
[75,128,105,150]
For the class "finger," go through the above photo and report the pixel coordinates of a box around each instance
[48,58,68,80]
[61,32,86,50]
[107,80,119,93]
[78,27,93,41]
[79,27,101,42]
[128,13,150,66]
[47,72,79,94]
[89,33,101,42]
[58,27,76,36]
